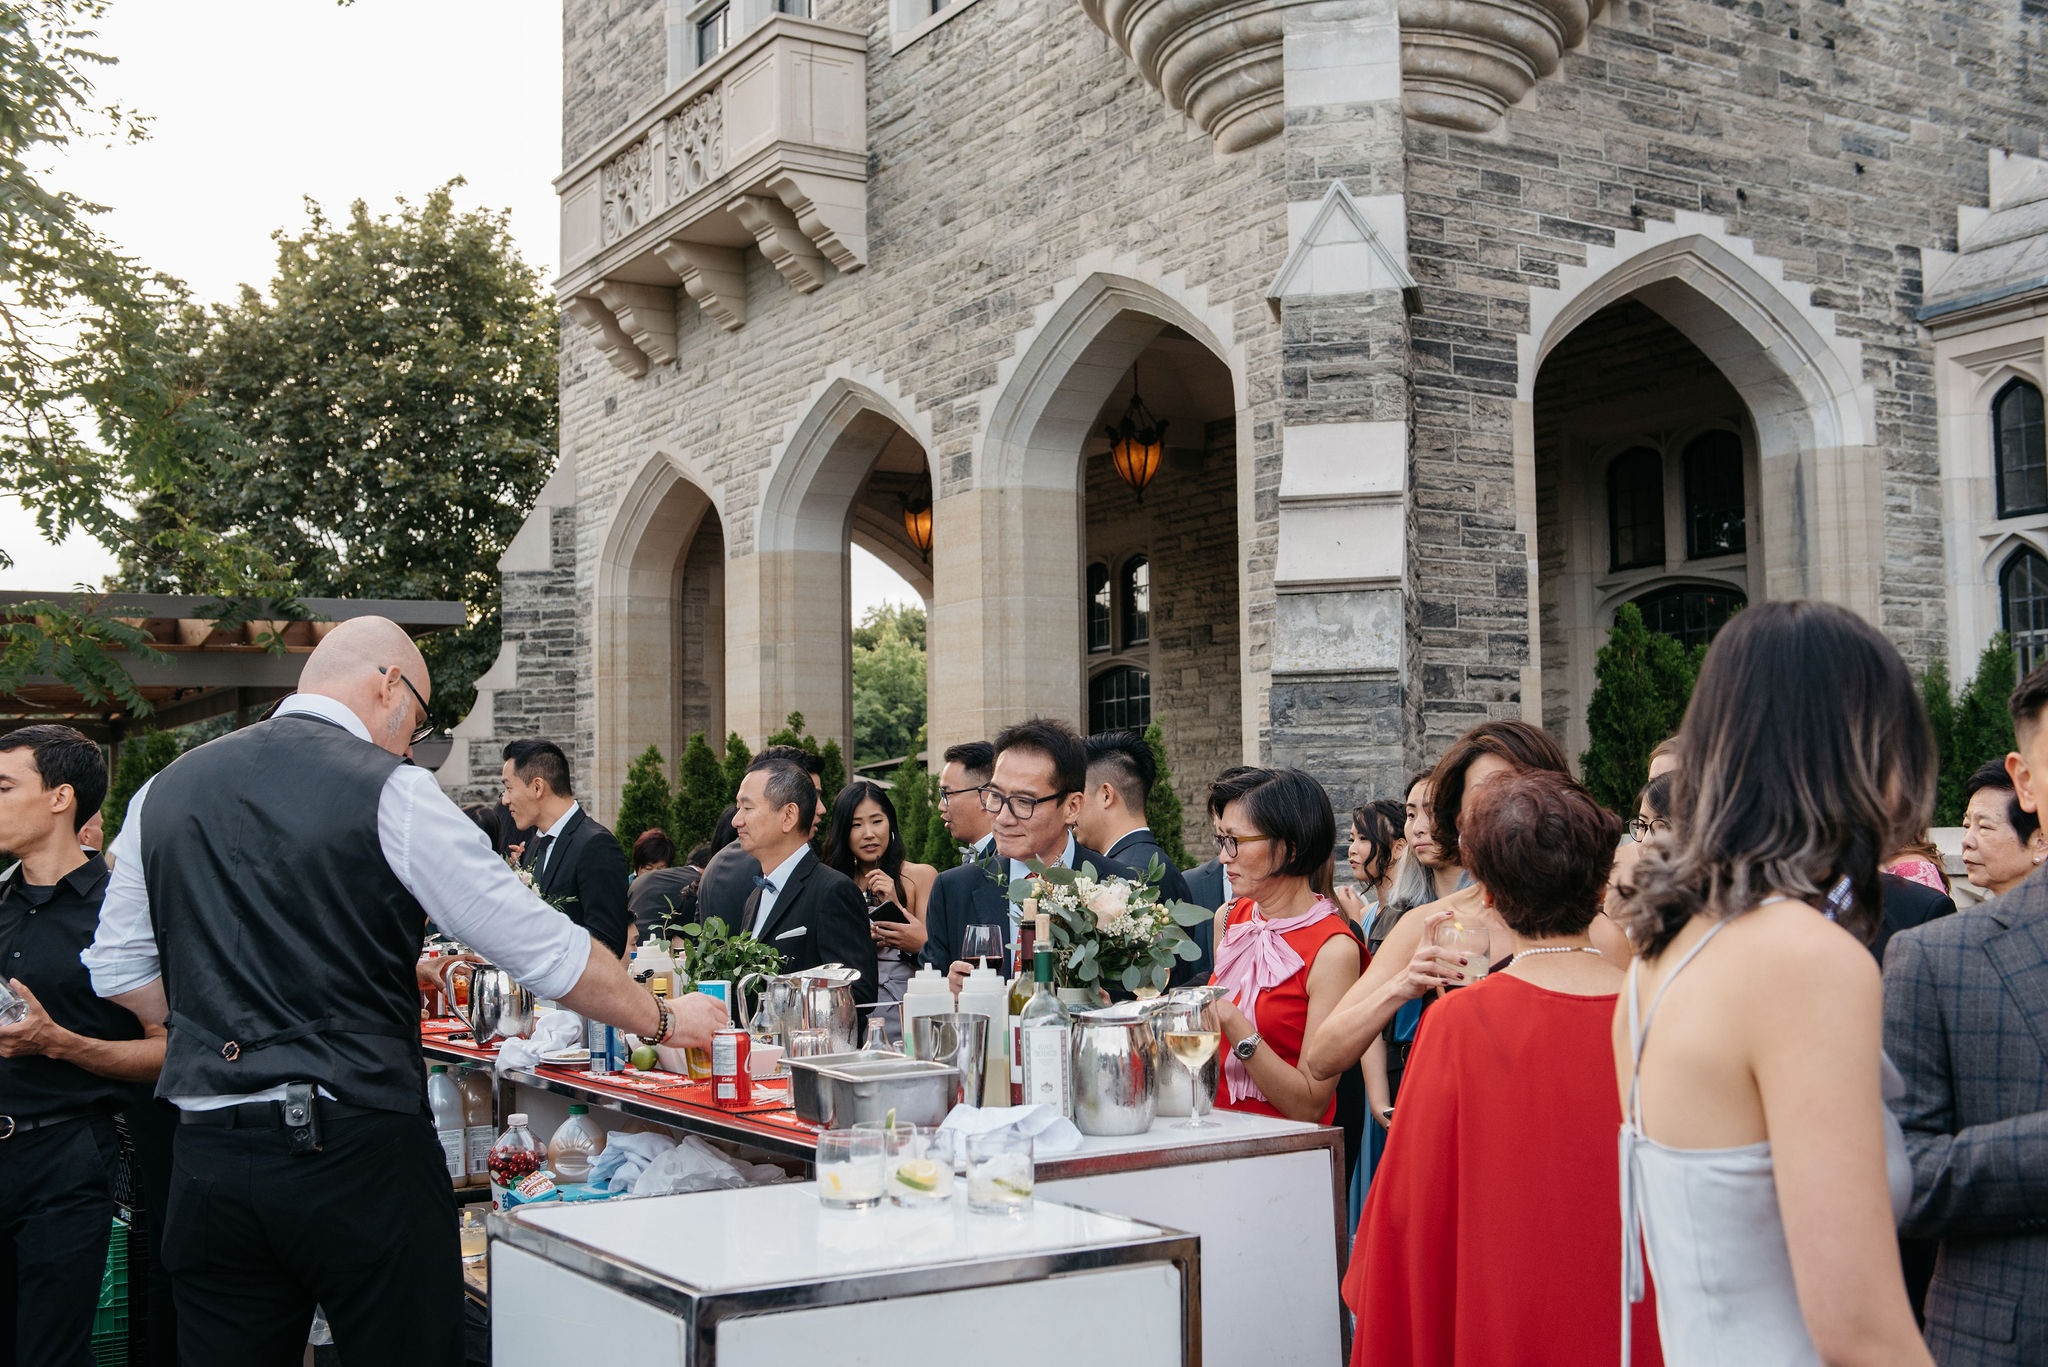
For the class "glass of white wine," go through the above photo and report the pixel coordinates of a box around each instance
[1432,918,1493,987]
[1164,1027,1222,1129]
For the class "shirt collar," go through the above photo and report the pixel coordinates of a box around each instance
[1010,832,1077,884]
[276,692,373,744]
[0,851,108,905]
[540,802,582,843]
[761,842,811,891]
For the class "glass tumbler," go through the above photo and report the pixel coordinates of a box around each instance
[815,1129,886,1210]
[965,1130,1034,1216]
[856,1121,953,1206]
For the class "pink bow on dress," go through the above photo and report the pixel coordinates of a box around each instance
[1213,897,1336,1105]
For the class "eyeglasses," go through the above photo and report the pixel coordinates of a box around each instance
[379,666,436,746]
[938,784,984,807]
[978,787,1066,820]
[1627,816,1670,843]
[1216,833,1276,859]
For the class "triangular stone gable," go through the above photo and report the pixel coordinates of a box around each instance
[1267,180,1419,314]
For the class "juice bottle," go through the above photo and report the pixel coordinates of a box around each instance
[457,1069,495,1190]
[487,1115,545,1210]
[547,1104,605,1184]
[427,1065,466,1186]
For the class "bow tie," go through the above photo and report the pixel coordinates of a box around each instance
[752,876,778,893]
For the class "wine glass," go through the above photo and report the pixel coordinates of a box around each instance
[1432,919,1494,987]
[1164,1025,1221,1129]
[960,923,1003,974]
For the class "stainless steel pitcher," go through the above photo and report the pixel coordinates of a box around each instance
[447,961,536,1046]
[738,963,862,1052]
[1155,985,1229,1117]
[1070,1001,1164,1135]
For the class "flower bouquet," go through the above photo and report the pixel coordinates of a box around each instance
[1005,856,1213,995]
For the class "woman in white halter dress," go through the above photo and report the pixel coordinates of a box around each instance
[1611,601,1935,1367]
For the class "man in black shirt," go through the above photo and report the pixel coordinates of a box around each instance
[0,725,164,1367]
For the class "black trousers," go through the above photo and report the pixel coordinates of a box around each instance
[163,1108,461,1367]
[0,1115,119,1367]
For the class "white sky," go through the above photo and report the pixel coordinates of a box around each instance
[1,0,918,621]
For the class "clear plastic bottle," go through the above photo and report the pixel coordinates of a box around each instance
[427,1065,466,1187]
[457,1069,495,1190]
[547,1104,605,1185]
[487,1114,545,1211]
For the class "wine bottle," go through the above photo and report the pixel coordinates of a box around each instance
[1008,900,1038,1104]
[1018,910,1072,1116]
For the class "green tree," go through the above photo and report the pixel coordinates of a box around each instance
[1142,719,1192,870]
[615,744,674,858]
[765,710,848,799]
[720,732,752,813]
[0,2,293,709]
[104,728,180,844]
[115,184,558,729]
[1922,633,2019,825]
[851,603,928,766]
[891,754,932,866]
[1580,604,1699,811]
[672,731,727,854]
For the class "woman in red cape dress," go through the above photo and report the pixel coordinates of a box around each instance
[1344,768,1662,1367]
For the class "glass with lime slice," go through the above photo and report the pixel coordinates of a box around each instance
[965,1130,1034,1216]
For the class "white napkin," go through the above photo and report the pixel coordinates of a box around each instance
[587,1130,675,1191]
[936,1103,1084,1156]
[495,1009,582,1074]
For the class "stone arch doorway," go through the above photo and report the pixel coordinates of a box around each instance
[594,456,727,824]
[741,378,936,759]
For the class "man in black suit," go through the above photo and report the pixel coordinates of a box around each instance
[1075,730,1206,983]
[695,747,825,929]
[1874,872,1956,964]
[732,754,876,1004]
[501,739,632,956]
[922,717,1133,984]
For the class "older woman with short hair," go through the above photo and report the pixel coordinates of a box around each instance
[1206,767,1363,1125]
[1345,768,1663,1367]
[1958,757,2045,898]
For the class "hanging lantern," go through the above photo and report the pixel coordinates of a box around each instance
[1105,369,1167,501]
[900,494,934,561]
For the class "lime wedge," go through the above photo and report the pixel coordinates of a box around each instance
[992,1177,1033,1198]
[884,1106,896,1134]
[894,1159,941,1191]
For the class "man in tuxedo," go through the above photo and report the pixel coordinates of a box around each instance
[732,755,876,1005]
[1882,669,2048,1365]
[501,739,631,957]
[922,718,1133,984]
[1075,730,1206,983]
[937,740,996,861]
[696,747,824,929]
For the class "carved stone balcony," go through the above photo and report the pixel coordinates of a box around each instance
[556,17,867,376]
[1077,0,1603,151]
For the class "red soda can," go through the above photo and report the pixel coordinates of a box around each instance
[711,1028,752,1109]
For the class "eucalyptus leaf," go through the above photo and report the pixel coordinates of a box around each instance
[1120,965,1144,992]
[1169,902,1214,926]
[1079,961,1100,982]
[1174,937,1202,961]
[1150,964,1169,989]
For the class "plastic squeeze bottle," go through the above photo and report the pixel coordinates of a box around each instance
[898,966,954,1060]
[956,964,1012,1107]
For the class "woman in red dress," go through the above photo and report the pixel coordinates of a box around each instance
[1346,769,1662,1367]
[1206,767,1363,1124]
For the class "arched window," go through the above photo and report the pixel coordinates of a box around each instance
[1632,584,1746,653]
[1607,447,1665,572]
[1995,379,2048,518]
[1683,430,1746,559]
[1089,665,1152,734]
[1120,555,1151,648]
[1086,562,1111,653]
[2002,548,2048,677]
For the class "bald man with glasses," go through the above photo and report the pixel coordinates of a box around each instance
[921,717,1135,989]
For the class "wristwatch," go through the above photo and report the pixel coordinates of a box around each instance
[1231,1032,1262,1062]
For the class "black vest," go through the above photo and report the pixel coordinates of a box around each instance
[142,713,428,1115]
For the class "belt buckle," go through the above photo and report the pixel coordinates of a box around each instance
[0,1116,15,1140]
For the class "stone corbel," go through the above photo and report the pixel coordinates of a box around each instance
[1398,0,1606,131]
[563,293,650,378]
[726,193,830,294]
[590,281,678,367]
[765,172,867,274]
[655,239,749,332]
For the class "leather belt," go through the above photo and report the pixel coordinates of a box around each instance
[179,1099,384,1129]
[0,1109,106,1140]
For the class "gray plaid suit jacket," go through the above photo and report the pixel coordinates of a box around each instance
[1883,877,2048,1366]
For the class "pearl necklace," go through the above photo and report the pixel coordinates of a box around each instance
[1508,945,1603,967]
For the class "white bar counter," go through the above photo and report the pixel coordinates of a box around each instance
[489,1183,1196,1367]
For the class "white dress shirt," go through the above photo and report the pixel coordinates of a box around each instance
[531,801,581,876]
[84,692,594,1110]
[1005,833,1078,947]
[748,844,812,939]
